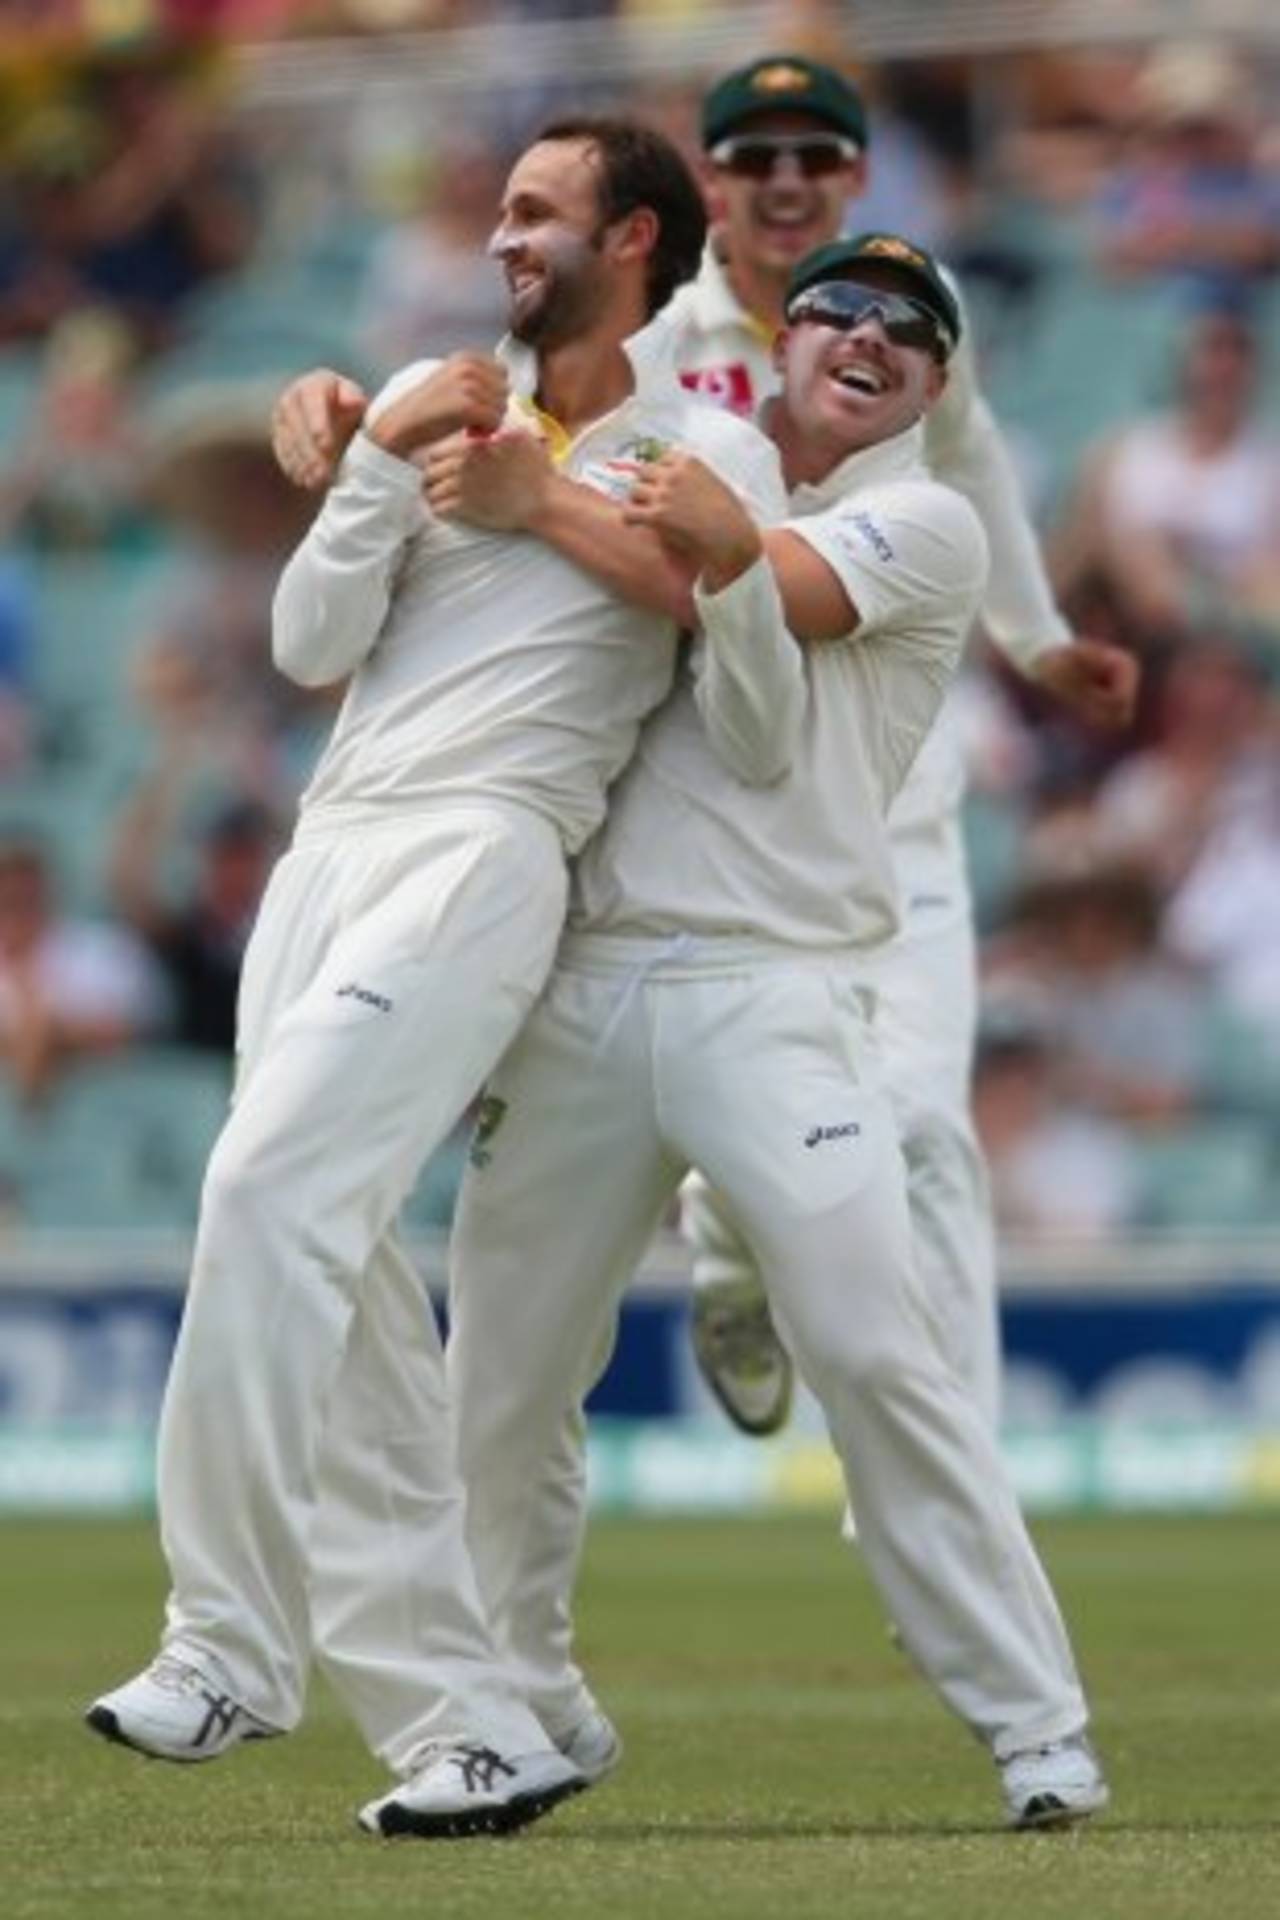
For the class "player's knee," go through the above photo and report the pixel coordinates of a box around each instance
[200,1134,291,1242]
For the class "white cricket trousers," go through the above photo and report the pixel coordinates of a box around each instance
[158,802,567,1773]
[685,908,1000,1427]
[448,937,1089,1762]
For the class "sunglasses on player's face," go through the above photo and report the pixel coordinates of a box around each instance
[708,132,861,180]
[785,279,952,362]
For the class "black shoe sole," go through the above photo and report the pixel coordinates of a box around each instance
[1014,1792,1101,1831]
[368,1775,587,1841]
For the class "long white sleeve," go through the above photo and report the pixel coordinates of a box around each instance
[924,289,1072,673]
[691,555,806,786]
[271,433,424,688]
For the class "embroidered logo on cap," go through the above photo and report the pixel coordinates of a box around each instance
[860,235,927,269]
[751,62,812,95]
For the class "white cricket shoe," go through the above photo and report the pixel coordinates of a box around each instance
[358,1743,585,1840]
[1001,1733,1110,1830]
[552,1705,623,1785]
[691,1278,793,1437]
[85,1652,280,1763]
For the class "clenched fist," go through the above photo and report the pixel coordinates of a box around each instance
[424,429,553,530]
[1031,638,1140,731]
[625,451,761,588]
[370,354,510,463]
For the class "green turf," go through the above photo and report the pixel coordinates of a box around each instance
[2,1512,1277,1917]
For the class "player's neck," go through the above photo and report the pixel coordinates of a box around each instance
[535,328,640,440]
[766,396,848,489]
[724,251,788,334]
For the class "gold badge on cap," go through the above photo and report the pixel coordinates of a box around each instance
[751,62,812,94]
[862,236,926,268]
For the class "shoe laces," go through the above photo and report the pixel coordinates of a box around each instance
[146,1654,211,1696]
[404,1740,518,1795]
[1005,1733,1093,1773]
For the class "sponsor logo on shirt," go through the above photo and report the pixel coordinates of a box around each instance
[850,511,894,562]
[336,981,393,1013]
[803,1121,862,1149]
[580,436,672,501]
[678,362,756,417]
[580,459,644,502]
[469,1093,509,1168]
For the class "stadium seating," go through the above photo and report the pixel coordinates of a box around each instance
[1132,1120,1277,1232]
[17,1050,231,1231]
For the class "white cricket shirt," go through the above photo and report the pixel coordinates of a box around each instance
[661,244,1072,925]
[570,425,989,950]
[272,318,782,854]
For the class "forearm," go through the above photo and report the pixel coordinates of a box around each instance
[272,434,422,686]
[929,393,1071,671]
[693,554,805,785]
[529,474,697,625]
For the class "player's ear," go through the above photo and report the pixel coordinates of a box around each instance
[925,358,948,406]
[610,205,660,271]
[844,150,869,199]
[772,328,790,375]
[699,155,728,227]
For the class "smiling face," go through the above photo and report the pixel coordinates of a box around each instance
[488,138,614,348]
[706,110,865,278]
[775,275,947,467]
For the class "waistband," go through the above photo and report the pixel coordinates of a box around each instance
[557,929,871,979]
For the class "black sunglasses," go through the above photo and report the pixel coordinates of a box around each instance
[785,280,952,361]
[708,133,860,180]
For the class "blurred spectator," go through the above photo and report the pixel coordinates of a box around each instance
[994,51,1136,215]
[987,865,1200,1129]
[1093,639,1275,891]
[354,134,510,374]
[110,796,280,1055]
[0,837,164,1107]
[1050,304,1280,646]
[0,34,257,352]
[0,307,153,553]
[1092,40,1280,298]
[134,381,331,797]
[0,558,34,775]
[973,1013,1142,1239]
[1092,640,1280,1035]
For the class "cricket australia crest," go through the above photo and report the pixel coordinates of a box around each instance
[469,1094,509,1168]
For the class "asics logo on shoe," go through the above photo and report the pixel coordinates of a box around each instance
[804,1121,862,1148]
[450,1746,518,1794]
[192,1690,242,1749]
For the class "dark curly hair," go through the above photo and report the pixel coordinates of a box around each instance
[534,115,707,317]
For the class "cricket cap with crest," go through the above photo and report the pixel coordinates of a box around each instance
[786,232,962,348]
[702,54,868,150]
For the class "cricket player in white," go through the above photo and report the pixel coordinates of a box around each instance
[86,118,785,1840]
[269,61,1135,1440]
[440,236,1109,1828]
[667,56,1138,1435]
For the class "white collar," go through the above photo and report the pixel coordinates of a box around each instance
[686,243,755,332]
[498,310,684,409]
[786,419,927,511]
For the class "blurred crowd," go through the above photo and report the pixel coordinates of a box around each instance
[1,4,1280,1238]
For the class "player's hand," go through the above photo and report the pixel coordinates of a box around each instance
[369,353,509,463]
[272,369,368,490]
[1031,638,1140,730]
[624,452,761,588]
[422,428,553,529]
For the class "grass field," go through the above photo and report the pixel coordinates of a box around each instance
[2,1511,1277,1918]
